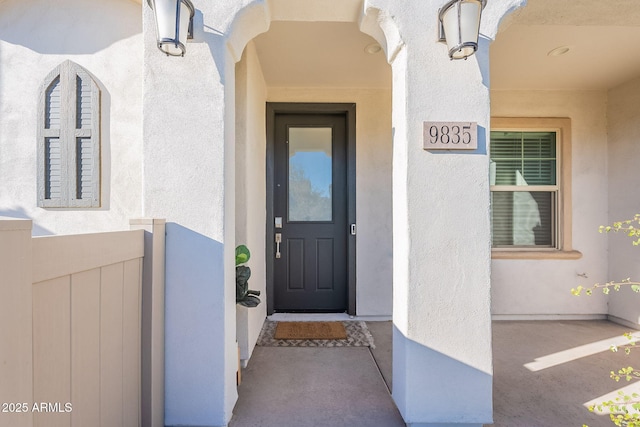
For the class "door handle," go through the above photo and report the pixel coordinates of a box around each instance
[275,233,282,259]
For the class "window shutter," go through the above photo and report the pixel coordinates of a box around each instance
[69,65,100,207]
[45,77,63,200]
[38,65,65,207]
[38,61,100,208]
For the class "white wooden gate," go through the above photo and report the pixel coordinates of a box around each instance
[0,218,165,427]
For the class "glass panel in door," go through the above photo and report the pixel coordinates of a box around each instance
[288,127,333,222]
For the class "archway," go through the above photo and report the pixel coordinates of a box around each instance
[231,0,396,367]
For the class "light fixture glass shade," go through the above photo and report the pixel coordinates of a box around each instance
[439,0,485,60]
[148,0,194,56]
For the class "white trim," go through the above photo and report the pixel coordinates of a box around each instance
[490,118,573,253]
[490,128,560,248]
[490,185,557,192]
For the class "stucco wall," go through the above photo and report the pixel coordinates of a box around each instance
[490,90,609,316]
[143,1,240,423]
[235,41,268,363]
[606,77,640,326]
[267,87,393,317]
[0,0,143,235]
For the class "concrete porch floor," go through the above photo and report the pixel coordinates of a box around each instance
[230,320,639,427]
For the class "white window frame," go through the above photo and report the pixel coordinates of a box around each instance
[37,60,101,208]
[490,117,580,260]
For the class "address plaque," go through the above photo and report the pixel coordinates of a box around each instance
[423,121,477,150]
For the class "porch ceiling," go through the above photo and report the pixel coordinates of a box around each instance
[252,21,391,89]
[252,0,640,92]
[491,0,640,91]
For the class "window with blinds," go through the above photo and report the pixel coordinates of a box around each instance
[38,61,100,208]
[490,130,558,248]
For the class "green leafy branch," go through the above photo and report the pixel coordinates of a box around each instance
[585,361,640,426]
[610,333,640,356]
[587,390,640,427]
[572,215,640,297]
[571,280,640,297]
[599,214,640,246]
[576,215,640,427]
[609,365,640,382]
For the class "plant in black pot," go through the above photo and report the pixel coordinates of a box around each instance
[236,245,261,307]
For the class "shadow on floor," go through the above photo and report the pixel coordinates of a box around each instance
[229,343,404,427]
[490,320,640,427]
[231,320,638,427]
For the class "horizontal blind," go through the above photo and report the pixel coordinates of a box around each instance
[491,131,557,247]
[491,191,554,247]
[491,131,556,186]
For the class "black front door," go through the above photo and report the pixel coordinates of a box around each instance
[272,113,348,312]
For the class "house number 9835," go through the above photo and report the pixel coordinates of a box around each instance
[423,121,477,150]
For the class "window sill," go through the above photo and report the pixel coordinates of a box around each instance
[492,250,583,260]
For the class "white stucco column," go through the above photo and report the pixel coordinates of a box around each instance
[142,0,522,424]
[364,1,524,425]
[142,1,244,425]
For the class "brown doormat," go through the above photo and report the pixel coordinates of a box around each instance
[274,321,348,340]
[257,321,374,347]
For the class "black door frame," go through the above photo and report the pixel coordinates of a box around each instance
[266,103,356,315]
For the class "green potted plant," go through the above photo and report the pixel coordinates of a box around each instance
[236,245,261,307]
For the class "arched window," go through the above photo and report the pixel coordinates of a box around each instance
[38,60,100,208]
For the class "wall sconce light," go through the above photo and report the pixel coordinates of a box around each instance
[438,0,486,60]
[147,0,195,57]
